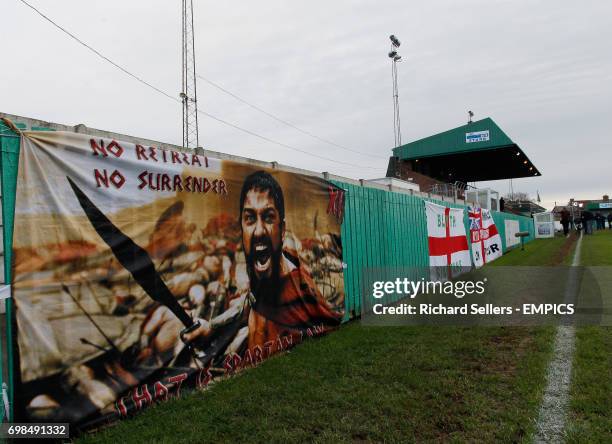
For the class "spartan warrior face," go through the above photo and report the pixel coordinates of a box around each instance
[239,171,286,291]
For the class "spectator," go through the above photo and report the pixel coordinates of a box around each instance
[597,213,605,230]
[608,213,612,230]
[560,209,570,237]
[582,211,593,235]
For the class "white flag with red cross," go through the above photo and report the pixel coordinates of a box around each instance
[425,201,471,277]
[468,206,503,267]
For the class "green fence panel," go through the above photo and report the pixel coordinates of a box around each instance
[332,181,535,321]
[491,210,535,252]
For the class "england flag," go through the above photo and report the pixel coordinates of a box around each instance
[425,201,471,278]
[468,206,503,267]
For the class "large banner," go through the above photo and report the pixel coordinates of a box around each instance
[468,207,502,267]
[424,201,471,278]
[12,131,345,429]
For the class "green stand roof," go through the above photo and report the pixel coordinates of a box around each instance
[392,118,541,182]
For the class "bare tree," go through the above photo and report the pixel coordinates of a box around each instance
[503,192,531,202]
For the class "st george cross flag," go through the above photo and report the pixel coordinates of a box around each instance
[468,206,503,267]
[425,202,471,277]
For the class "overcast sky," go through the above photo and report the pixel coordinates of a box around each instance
[2,0,611,210]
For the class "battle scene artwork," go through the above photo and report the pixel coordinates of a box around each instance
[12,131,345,429]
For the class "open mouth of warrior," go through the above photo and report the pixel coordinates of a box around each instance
[253,242,272,273]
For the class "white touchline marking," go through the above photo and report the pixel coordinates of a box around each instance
[533,233,583,443]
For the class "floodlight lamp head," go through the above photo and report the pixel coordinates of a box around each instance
[180,92,187,99]
[393,55,402,62]
[388,50,397,58]
[389,35,401,47]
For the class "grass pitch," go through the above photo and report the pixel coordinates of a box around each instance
[566,229,612,442]
[79,325,554,444]
[79,235,585,443]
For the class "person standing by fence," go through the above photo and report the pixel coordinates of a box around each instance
[582,211,593,235]
[596,213,605,230]
[560,208,570,237]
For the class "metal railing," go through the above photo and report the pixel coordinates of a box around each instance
[429,181,477,200]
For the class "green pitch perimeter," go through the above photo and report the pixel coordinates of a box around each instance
[566,230,612,443]
[79,233,604,443]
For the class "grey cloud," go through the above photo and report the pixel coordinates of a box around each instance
[1,0,610,206]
